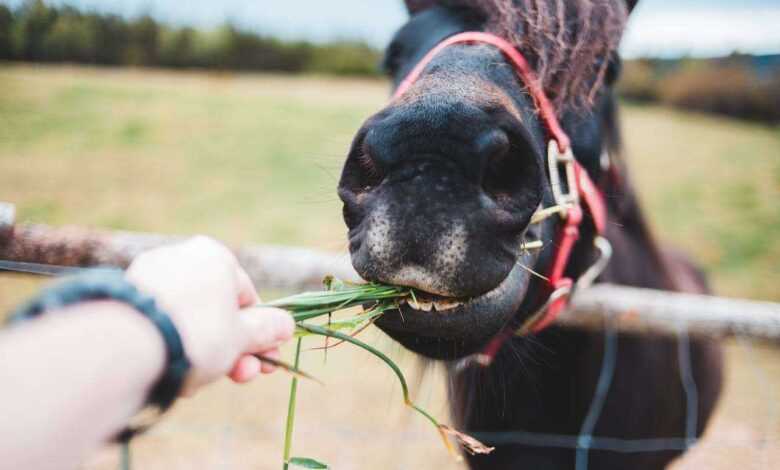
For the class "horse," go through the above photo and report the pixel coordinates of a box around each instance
[337,1,723,468]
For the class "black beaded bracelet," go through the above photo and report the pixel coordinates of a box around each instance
[7,269,191,442]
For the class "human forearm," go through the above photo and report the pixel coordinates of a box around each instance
[0,238,294,470]
[0,301,164,470]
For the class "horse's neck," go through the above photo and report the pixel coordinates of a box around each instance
[447,325,595,434]
[598,181,678,290]
[445,220,718,470]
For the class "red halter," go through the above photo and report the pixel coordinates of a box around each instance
[391,32,608,346]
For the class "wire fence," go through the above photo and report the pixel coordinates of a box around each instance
[104,324,780,470]
[465,323,700,470]
[477,333,779,470]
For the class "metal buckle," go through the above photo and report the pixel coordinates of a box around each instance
[547,140,580,210]
[576,236,613,291]
[515,281,573,337]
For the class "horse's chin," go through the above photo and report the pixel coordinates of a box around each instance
[374,247,538,360]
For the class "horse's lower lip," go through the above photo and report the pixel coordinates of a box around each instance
[374,245,540,340]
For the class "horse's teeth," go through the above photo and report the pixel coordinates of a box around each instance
[406,298,463,312]
[433,300,462,311]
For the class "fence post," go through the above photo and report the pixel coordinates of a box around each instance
[0,202,14,240]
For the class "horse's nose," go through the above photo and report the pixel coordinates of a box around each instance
[362,101,510,185]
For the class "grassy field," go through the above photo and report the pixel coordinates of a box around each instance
[1,64,779,469]
[623,105,779,301]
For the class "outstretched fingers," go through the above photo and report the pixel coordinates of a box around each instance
[230,307,295,383]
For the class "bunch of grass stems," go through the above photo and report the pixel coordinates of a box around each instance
[262,278,492,469]
[266,205,566,468]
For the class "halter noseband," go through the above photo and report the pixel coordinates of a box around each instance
[391,32,610,355]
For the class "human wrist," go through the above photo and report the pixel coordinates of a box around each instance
[60,300,167,391]
[8,271,191,441]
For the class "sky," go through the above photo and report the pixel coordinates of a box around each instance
[4,0,780,58]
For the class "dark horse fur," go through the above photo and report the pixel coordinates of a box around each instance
[338,1,722,468]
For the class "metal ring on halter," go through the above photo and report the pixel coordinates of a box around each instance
[455,236,608,369]
[453,277,575,371]
[515,283,573,336]
[448,236,611,366]
[513,237,611,337]
[575,236,613,291]
[547,141,580,212]
[600,149,612,173]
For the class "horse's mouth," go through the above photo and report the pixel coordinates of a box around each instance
[374,230,541,359]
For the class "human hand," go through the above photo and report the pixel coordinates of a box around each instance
[126,237,295,395]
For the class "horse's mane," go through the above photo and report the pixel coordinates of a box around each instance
[440,0,629,112]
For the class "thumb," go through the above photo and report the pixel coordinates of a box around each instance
[238,307,295,353]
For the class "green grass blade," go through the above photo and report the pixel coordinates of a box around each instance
[282,338,303,470]
[296,323,437,428]
[289,457,329,469]
[297,322,469,457]
[261,282,410,323]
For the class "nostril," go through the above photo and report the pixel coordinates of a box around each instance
[359,129,391,188]
[475,129,511,164]
[357,147,381,184]
[341,129,385,194]
[480,129,541,213]
[342,203,363,229]
[475,129,510,184]
[361,129,380,166]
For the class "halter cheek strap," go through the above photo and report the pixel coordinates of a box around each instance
[391,32,609,347]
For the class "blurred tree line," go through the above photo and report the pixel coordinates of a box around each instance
[2,1,778,122]
[0,0,382,75]
[619,55,780,124]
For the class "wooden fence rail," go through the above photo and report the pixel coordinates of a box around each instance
[2,202,779,343]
